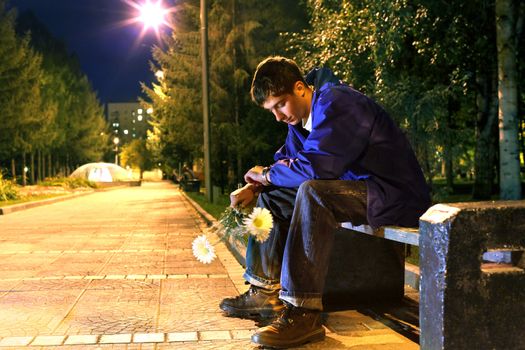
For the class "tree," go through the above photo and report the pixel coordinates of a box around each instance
[496,0,523,199]
[14,9,109,177]
[120,139,154,179]
[0,2,43,184]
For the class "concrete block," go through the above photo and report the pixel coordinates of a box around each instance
[323,227,405,309]
[419,202,525,350]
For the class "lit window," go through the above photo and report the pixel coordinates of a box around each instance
[124,130,129,135]
[137,115,143,121]
[132,120,136,123]
[147,108,153,114]
[138,109,143,114]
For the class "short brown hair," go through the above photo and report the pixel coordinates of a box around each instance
[250,56,306,106]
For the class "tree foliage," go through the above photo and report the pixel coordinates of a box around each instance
[285,0,523,199]
[143,0,523,199]
[0,3,109,183]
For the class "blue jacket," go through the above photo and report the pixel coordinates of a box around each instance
[268,67,431,228]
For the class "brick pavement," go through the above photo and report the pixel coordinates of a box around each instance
[0,182,418,349]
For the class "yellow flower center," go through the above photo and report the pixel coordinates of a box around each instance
[253,217,263,228]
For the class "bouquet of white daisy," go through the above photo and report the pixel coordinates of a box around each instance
[192,206,273,264]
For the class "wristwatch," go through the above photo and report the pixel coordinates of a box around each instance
[262,166,272,186]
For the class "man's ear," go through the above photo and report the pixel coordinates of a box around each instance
[294,81,306,97]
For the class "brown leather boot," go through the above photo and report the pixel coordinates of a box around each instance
[251,303,325,348]
[219,285,285,318]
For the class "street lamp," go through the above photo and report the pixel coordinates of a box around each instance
[130,0,212,202]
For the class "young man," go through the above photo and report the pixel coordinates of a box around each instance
[220,56,430,348]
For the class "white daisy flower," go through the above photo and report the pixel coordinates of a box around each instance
[192,235,216,264]
[243,207,273,243]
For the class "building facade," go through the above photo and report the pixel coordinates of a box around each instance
[106,102,152,145]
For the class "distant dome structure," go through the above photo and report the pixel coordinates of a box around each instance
[70,162,131,182]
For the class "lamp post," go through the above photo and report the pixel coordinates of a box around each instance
[113,137,120,165]
[200,0,212,203]
[132,0,213,202]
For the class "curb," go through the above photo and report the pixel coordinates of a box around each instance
[0,190,94,215]
[0,184,132,216]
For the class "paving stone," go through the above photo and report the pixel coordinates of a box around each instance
[31,335,66,346]
[166,332,198,342]
[126,275,146,279]
[133,332,165,343]
[99,333,133,344]
[0,336,33,347]
[64,334,99,345]
[199,330,231,341]
[230,329,255,340]
[105,275,127,280]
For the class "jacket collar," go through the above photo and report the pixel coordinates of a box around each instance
[305,67,341,92]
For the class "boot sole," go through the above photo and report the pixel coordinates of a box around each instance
[251,327,325,348]
[220,304,284,319]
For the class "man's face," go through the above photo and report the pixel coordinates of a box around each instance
[262,82,310,125]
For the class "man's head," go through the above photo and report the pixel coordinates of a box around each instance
[251,56,312,126]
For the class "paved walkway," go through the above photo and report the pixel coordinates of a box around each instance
[0,182,418,349]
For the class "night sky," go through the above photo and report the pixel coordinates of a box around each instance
[9,0,171,104]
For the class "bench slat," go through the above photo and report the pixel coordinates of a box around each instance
[340,222,419,246]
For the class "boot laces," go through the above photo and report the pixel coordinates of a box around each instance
[233,286,254,301]
[272,304,298,329]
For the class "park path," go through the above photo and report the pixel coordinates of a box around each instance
[0,181,418,349]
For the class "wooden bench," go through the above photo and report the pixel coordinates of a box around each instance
[340,222,419,246]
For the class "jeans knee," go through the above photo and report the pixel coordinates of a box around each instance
[298,180,323,197]
[297,180,327,205]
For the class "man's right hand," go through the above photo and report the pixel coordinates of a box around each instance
[230,184,259,208]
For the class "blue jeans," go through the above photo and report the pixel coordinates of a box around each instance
[243,180,368,310]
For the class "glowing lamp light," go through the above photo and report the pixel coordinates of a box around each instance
[138,1,166,30]
[124,0,171,41]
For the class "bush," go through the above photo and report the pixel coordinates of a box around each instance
[0,173,19,201]
[39,177,97,189]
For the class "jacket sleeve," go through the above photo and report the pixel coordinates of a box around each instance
[269,88,376,188]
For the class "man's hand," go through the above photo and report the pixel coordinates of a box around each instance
[230,184,259,208]
[244,165,271,186]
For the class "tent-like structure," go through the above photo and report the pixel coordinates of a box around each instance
[70,162,131,182]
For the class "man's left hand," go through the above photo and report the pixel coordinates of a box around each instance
[244,166,270,186]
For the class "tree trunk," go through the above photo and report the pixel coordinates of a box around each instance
[37,150,42,182]
[48,153,52,178]
[496,0,522,199]
[22,153,27,186]
[30,152,35,184]
[473,70,498,199]
[11,158,16,183]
